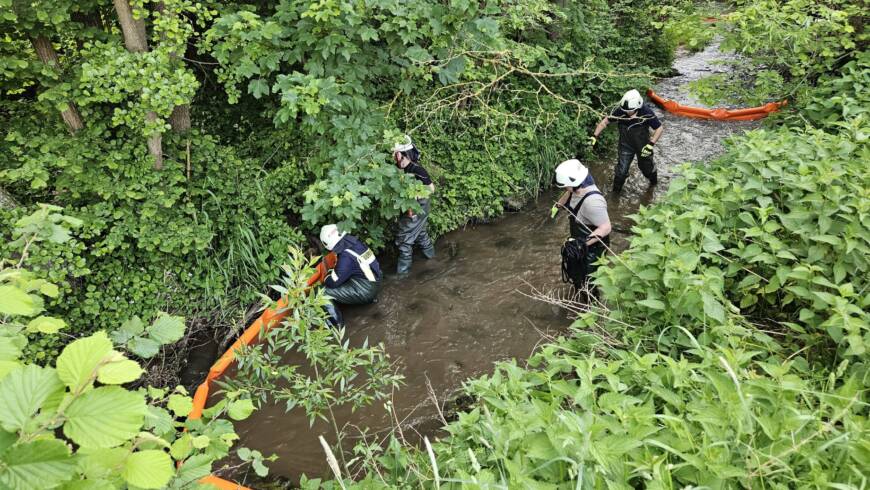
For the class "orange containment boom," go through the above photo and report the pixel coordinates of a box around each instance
[186,253,337,489]
[647,89,786,121]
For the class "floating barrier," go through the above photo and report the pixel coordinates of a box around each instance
[186,253,337,489]
[647,89,786,121]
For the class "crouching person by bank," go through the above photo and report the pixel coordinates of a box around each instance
[319,224,382,312]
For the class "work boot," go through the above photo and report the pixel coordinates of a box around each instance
[396,255,413,278]
[323,301,344,327]
[422,244,436,259]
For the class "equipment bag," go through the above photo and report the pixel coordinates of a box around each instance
[561,238,589,289]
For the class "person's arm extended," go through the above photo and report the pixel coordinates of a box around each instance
[550,190,572,218]
[593,115,610,137]
[650,125,663,145]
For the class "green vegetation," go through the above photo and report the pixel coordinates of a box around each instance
[2,0,868,488]
[294,1,868,488]
[1,0,671,364]
[0,208,257,488]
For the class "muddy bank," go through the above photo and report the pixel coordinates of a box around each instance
[224,39,761,483]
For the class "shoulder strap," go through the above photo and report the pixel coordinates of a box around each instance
[345,248,377,282]
[569,190,603,217]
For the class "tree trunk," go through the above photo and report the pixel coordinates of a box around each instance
[0,186,19,210]
[30,36,85,134]
[113,0,163,169]
[169,105,191,133]
[156,2,191,133]
[113,0,148,52]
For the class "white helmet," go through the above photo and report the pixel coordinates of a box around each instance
[620,89,643,111]
[555,159,589,188]
[319,224,346,250]
[392,134,414,153]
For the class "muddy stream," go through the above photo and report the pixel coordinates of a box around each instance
[223,40,760,483]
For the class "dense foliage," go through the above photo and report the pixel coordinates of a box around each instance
[1,0,673,362]
[0,208,257,489]
[294,1,870,488]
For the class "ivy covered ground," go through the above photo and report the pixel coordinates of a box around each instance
[0,0,868,488]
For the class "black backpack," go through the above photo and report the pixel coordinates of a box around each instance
[561,238,589,289]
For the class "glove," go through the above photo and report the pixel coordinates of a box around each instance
[550,205,559,219]
[641,143,654,157]
[588,135,597,147]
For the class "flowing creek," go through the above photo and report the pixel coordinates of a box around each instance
[223,39,761,483]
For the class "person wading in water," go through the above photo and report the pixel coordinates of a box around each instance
[392,135,436,277]
[550,159,612,296]
[589,89,664,193]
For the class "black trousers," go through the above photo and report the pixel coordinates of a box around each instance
[614,142,657,192]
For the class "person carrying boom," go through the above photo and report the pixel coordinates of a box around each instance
[318,224,382,324]
[589,89,664,193]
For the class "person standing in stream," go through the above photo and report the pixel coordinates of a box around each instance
[550,159,611,292]
[589,89,664,193]
[393,135,436,277]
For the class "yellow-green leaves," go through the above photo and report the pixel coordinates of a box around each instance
[121,449,174,489]
[0,365,64,432]
[62,386,146,448]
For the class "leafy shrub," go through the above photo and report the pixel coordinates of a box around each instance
[0,207,258,489]
[345,340,867,488]
[597,122,869,360]
[224,247,402,425]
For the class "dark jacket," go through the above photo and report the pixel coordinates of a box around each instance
[324,235,382,288]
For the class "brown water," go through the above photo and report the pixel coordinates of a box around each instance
[226,39,761,483]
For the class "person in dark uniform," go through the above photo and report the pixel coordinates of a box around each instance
[551,159,612,291]
[589,89,664,193]
[392,135,435,277]
[319,224,382,304]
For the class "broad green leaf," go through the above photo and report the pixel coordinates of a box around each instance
[144,406,175,436]
[167,394,193,417]
[0,364,64,431]
[25,316,66,334]
[111,317,145,345]
[38,283,59,298]
[0,285,39,316]
[96,355,143,385]
[170,433,193,460]
[56,332,113,391]
[191,435,210,449]
[637,298,666,310]
[147,314,185,344]
[0,439,75,490]
[127,336,160,358]
[121,450,173,489]
[172,454,212,486]
[0,429,16,455]
[0,336,25,361]
[76,447,128,481]
[63,386,146,448]
[227,398,255,420]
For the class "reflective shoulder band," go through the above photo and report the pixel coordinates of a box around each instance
[346,249,377,282]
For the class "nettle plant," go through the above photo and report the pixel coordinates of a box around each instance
[0,206,256,489]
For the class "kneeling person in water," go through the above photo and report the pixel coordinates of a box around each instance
[320,224,382,305]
